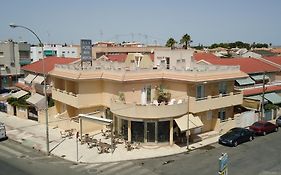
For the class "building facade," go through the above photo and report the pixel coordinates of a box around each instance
[0,40,31,88]
[50,53,247,146]
[30,44,78,62]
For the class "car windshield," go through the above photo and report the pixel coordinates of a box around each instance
[253,122,263,127]
[228,128,241,133]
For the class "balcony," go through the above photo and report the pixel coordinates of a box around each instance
[110,100,188,120]
[52,88,102,108]
[189,91,243,113]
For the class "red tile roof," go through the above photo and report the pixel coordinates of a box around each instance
[194,52,280,74]
[243,85,281,96]
[106,54,128,62]
[193,52,219,61]
[263,56,281,65]
[22,56,79,74]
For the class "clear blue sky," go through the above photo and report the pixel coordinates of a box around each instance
[1,0,281,46]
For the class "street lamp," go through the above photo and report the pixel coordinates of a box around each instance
[9,23,50,156]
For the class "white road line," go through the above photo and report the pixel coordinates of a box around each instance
[0,144,23,157]
[3,142,32,153]
[95,162,119,172]
[0,149,12,159]
[98,162,133,175]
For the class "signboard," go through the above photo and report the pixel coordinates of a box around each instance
[218,153,228,175]
[80,39,92,61]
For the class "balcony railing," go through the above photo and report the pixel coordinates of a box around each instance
[189,91,243,113]
[110,99,188,120]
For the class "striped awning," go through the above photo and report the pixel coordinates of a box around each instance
[236,77,255,86]
[24,74,36,84]
[11,90,29,99]
[175,114,203,132]
[26,93,45,110]
[32,76,45,84]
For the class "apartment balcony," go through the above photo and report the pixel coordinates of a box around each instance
[110,100,188,120]
[189,91,243,113]
[52,88,102,108]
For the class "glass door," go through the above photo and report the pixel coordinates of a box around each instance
[147,122,155,142]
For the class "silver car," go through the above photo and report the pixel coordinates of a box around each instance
[0,122,7,140]
[276,116,281,127]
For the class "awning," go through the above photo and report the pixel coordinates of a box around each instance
[244,95,268,103]
[175,114,204,132]
[24,74,36,84]
[26,93,45,110]
[32,75,45,84]
[235,77,255,86]
[79,114,112,126]
[242,99,260,111]
[11,90,29,99]
[264,93,281,104]
[250,74,269,81]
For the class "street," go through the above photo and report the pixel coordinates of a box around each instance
[1,131,281,175]
[134,130,281,175]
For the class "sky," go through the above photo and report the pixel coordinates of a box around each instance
[1,0,281,46]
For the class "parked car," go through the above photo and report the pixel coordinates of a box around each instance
[0,122,7,140]
[219,127,254,147]
[249,121,278,136]
[276,116,281,127]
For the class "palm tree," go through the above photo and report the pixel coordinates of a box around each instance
[165,38,177,49]
[180,34,192,49]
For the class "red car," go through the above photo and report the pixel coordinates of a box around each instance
[249,121,278,136]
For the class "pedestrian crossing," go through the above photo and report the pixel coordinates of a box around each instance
[71,161,158,175]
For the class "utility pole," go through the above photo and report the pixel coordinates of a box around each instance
[260,71,266,121]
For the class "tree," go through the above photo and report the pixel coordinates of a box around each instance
[165,37,177,49]
[180,34,192,49]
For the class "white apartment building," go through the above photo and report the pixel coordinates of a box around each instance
[30,44,78,62]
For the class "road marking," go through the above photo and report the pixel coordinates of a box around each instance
[0,144,23,157]
[97,162,133,175]
[95,162,119,172]
[0,149,12,158]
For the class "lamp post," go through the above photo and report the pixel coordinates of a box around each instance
[9,23,50,156]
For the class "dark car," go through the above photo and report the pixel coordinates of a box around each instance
[219,127,254,147]
[249,121,278,136]
[276,116,281,127]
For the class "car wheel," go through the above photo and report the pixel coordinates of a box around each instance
[275,127,278,132]
[249,136,253,141]
[233,141,238,147]
[262,131,266,136]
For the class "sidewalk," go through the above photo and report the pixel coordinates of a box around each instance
[0,112,219,163]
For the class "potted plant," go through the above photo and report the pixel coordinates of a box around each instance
[155,85,171,104]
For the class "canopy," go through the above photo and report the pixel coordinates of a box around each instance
[26,93,45,110]
[175,114,203,132]
[24,74,36,84]
[264,93,281,104]
[11,90,29,99]
[250,74,269,81]
[79,114,112,126]
[235,77,255,86]
[32,75,45,84]
[244,95,268,104]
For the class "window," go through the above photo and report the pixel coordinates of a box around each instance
[196,84,205,100]
[219,82,227,95]
[0,52,3,57]
[207,111,212,120]
[218,108,226,122]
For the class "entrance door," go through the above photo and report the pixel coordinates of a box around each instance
[141,85,152,105]
[141,87,147,105]
[147,122,155,142]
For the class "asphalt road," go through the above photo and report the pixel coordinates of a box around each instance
[133,129,281,175]
[1,130,280,175]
